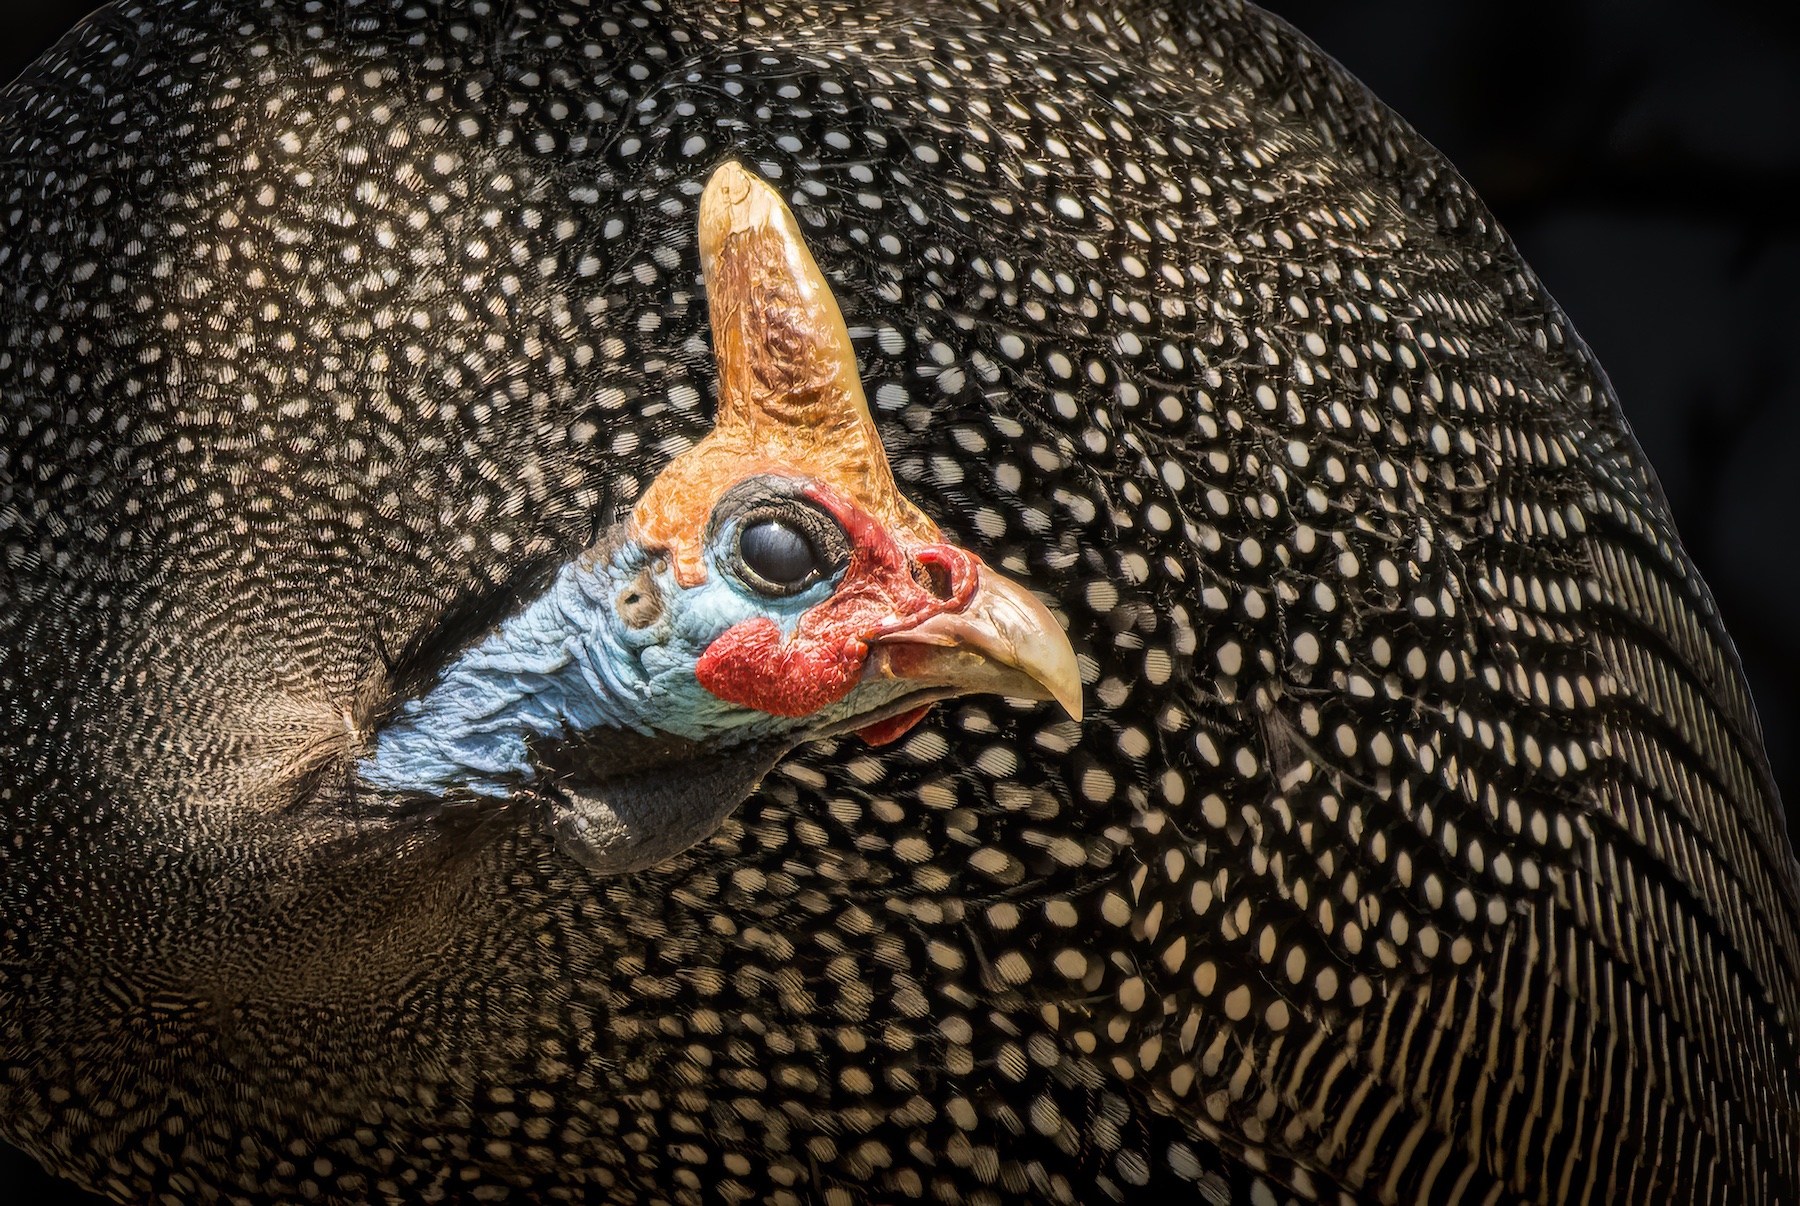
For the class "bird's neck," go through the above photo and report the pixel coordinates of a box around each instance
[357,547,689,797]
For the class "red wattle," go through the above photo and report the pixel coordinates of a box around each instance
[856,705,933,746]
[693,480,983,723]
[695,616,867,717]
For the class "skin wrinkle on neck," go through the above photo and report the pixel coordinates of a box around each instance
[359,530,836,797]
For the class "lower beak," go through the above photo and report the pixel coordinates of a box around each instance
[863,564,1083,722]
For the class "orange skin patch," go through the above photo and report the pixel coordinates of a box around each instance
[640,163,964,743]
[694,482,976,733]
[631,163,1079,741]
[630,162,938,587]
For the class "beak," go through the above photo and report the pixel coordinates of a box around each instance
[863,563,1083,722]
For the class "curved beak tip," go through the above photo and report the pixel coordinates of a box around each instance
[1039,645,1085,724]
[973,567,1084,723]
[998,610,1083,723]
[871,565,1083,723]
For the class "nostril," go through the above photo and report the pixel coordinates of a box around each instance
[918,559,955,601]
[913,544,978,606]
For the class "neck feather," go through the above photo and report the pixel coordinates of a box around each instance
[359,553,661,797]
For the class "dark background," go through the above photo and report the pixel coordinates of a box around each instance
[1260,0,1800,834]
[1,1,1795,1200]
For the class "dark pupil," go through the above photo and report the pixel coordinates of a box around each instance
[740,519,817,586]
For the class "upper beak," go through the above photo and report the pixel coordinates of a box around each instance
[863,563,1083,722]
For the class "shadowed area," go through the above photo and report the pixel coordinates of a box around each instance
[1,0,1794,1201]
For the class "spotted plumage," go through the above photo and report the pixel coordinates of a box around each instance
[1,1,1793,1204]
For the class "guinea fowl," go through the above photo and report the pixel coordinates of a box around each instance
[1,2,1794,1205]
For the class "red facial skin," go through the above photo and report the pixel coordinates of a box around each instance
[695,481,975,743]
[852,705,935,747]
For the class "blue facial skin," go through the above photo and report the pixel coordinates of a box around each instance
[359,522,845,798]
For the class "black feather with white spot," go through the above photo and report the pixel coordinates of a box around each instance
[0,1,1792,1204]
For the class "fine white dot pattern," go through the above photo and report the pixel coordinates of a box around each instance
[0,2,1792,1205]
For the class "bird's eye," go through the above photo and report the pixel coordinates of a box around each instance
[738,519,818,588]
[708,475,852,597]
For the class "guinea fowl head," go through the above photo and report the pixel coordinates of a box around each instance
[360,162,1079,873]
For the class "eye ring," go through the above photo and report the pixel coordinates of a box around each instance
[707,475,852,599]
